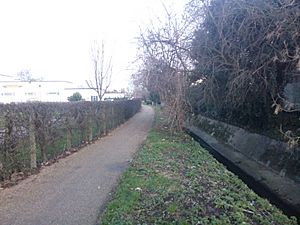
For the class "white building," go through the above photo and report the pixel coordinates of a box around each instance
[64,88,125,102]
[0,79,125,103]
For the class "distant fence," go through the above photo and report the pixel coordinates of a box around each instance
[0,99,141,181]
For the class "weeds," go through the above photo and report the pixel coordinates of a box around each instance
[100,110,297,224]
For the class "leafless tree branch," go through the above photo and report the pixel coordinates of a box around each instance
[86,40,113,101]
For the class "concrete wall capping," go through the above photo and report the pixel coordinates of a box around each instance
[185,118,300,216]
[191,115,300,184]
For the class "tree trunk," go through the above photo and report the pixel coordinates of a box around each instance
[87,117,93,143]
[111,107,115,128]
[102,111,107,135]
[29,114,37,169]
[66,129,72,150]
[41,146,47,163]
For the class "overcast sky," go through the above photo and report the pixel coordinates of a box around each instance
[0,0,185,90]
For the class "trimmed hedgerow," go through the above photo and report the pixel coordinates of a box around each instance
[0,99,141,181]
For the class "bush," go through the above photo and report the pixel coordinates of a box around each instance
[68,92,83,101]
[0,100,141,181]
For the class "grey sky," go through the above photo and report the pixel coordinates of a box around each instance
[0,0,185,90]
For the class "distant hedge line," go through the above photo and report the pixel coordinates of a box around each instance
[0,99,141,181]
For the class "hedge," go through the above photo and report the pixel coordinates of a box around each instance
[0,99,141,181]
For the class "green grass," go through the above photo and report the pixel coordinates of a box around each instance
[100,110,297,225]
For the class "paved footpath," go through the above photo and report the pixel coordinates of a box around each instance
[0,105,154,225]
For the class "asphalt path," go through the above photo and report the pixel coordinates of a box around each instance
[0,105,154,225]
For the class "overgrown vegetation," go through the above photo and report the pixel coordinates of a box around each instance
[188,0,300,136]
[100,110,297,224]
[134,6,192,130]
[134,0,300,142]
[0,100,141,182]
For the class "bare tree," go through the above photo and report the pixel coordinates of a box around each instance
[17,69,42,82]
[134,5,194,131]
[86,41,113,101]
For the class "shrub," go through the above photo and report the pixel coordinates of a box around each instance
[0,99,141,181]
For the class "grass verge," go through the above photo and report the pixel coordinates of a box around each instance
[100,110,297,225]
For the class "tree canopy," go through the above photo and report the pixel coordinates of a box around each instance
[68,92,83,102]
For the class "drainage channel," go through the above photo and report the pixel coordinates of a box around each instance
[186,130,300,223]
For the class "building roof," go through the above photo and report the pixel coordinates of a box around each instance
[0,80,73,83]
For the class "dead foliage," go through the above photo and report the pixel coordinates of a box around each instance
[134,6,194,131]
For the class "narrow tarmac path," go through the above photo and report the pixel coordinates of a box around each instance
[0,105,154,225]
